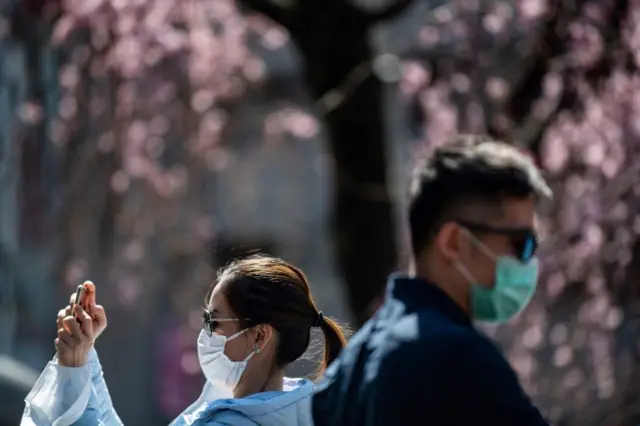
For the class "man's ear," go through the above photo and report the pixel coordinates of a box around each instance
[434,221,464,262]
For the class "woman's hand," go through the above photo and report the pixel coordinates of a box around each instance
[58,281,108,341]
[56,305,94,367]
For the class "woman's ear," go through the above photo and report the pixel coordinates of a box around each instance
[253,324,275,352]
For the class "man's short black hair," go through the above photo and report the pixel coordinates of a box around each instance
[408,134,552,256]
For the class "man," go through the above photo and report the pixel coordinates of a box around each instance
[312,135,551,425]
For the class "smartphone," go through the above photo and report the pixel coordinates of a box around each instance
[73,285,87,321]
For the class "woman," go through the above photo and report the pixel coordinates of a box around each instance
[22,255,347,426]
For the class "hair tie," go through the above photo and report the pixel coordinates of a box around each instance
[313,311,324,327]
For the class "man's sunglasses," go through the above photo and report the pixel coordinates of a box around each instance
[456,220,538,262]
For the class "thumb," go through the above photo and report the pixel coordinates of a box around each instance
[74,305,94,338]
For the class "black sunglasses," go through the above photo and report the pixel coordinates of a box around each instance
[202,309,251,336]
[455,220,538,262]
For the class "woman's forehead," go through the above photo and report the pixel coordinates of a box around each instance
[207,285,230,313]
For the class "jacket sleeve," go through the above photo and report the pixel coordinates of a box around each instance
[21,355,92,426]
[86,348,123,425]
[21,349,124,426]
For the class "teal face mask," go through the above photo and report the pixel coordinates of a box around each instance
[455,233,540,323]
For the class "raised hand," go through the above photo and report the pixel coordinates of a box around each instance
[56,305,94,367]
[58,280,108,341]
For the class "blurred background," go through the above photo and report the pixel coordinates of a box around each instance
[0,0,639,424]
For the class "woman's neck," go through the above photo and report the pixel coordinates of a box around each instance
[262,369,285,392]
[233,369,284,398]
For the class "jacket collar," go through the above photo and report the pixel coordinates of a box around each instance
[203,378,314,426]
[385,273,471,326]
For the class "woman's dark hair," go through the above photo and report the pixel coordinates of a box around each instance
[206,254,347,377]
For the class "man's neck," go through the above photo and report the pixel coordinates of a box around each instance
[413,263,470,316]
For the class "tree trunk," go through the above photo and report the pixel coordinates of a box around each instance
[238,0,414,326]
[297,24,396,326]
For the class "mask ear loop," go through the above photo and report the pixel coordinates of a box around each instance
[454,228,498,285]
[227,327,261,363]
[462,228,497,261]
[241,343,261,363]
[454,260,478,285]
[227,328,249,342]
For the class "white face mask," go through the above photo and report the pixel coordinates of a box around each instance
[197,328,260,390]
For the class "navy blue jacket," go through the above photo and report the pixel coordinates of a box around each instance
[312,275,550,426]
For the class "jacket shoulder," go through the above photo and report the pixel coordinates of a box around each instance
[198,409,259,426]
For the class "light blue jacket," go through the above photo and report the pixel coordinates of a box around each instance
[21,348,315,426]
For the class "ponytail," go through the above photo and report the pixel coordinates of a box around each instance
[316,314,347,378]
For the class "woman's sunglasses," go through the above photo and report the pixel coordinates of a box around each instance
[202,309,251,336]
[455,220,539,262]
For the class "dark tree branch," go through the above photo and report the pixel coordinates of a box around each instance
[584,0,633,86]
[503,0,585,124]
[236,0,297,30]
[484,0,588,160]
[495,0,631,158]
[361,0,415,24]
